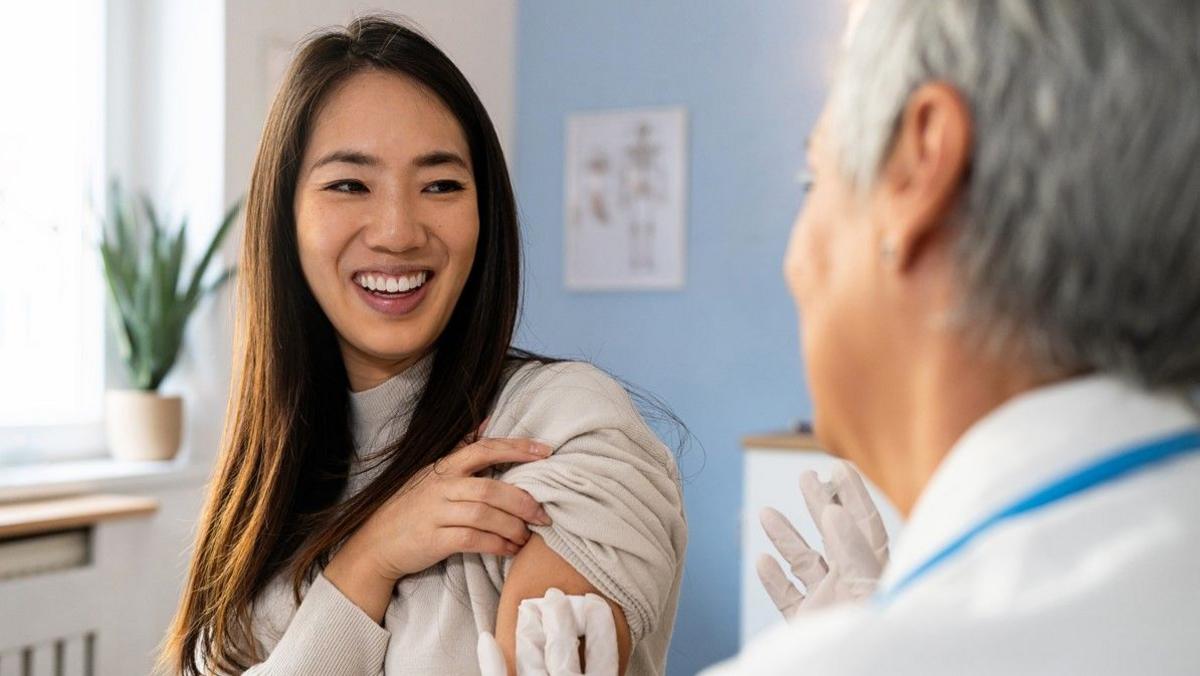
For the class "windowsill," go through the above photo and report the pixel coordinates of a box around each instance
[0,455,210,503]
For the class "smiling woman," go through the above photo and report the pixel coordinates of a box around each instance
[294,70,481,388]
[161,14,685,676]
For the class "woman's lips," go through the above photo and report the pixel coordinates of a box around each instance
[352,277,431,317]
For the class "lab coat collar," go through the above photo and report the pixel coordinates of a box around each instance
[879,374,1200,589]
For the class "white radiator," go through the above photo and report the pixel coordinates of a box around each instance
[0,633,93,676]
[0,531,90,582]
[0,483,203,675]
[0,529,95,676]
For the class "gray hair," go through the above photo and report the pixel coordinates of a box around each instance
[828,0,1200,389]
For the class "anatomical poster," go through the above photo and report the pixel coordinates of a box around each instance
[564,106,688,291]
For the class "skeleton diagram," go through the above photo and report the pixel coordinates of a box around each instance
[618,122,667,272]
[573,148,612,228]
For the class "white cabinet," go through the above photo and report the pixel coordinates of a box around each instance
[0,480,205,675]
[739,435,904,646]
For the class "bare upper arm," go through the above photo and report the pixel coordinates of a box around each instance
[494,534,632,675]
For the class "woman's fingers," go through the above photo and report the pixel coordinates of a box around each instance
[442,437,553,476]
[437,526,522,557]
[455,418,493,451]
[446,477,552,526]
[442,501,535,546]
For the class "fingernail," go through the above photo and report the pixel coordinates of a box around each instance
[534,508,552,526]
[530,442,553,457]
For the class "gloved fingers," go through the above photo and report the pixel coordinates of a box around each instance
[516,597,550,675]
[830,460,890,563]
[541,588,585,676]
[797,469,835,528]
[820,504,884,583]
[477,631,509,676]
[759,507,828,588]
[802,565,847,607]
[755,553,806,618]
[577,593,618,676]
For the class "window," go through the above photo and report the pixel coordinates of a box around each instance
[0,4,106,464]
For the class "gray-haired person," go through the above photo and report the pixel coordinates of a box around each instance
[708,0,1200,673]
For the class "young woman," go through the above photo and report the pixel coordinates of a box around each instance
[162,15,686,676]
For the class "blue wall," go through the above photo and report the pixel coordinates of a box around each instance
[514,2,843,673]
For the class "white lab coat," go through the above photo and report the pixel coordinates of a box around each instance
[705,375,1200,675]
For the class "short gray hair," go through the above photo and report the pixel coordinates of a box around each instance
[828,0,1200,389]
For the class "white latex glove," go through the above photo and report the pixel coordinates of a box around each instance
[477,588,619,676]
[756,459,890,618]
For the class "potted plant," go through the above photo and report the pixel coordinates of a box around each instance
[98,182,241,461]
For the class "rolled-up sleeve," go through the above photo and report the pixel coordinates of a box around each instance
[490,362,688,642]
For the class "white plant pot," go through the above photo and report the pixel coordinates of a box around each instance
[105,390,183,461]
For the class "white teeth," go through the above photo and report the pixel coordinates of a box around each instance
[356,271,429,294]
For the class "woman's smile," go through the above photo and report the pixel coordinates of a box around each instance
[351,269,435,317]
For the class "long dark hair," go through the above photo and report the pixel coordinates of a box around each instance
[163,15,537,673]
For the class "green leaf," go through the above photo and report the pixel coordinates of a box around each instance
[104,180,138,288]
[166,216,188,302]
[184,199,242,306]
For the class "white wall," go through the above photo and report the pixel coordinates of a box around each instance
[223,0,518,214]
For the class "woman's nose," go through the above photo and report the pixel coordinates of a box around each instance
[363,194,430,253]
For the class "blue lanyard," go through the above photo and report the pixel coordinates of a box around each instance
[875,428,1200,606]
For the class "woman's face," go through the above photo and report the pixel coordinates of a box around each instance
[295,70,479,390]
[784,112,885,453]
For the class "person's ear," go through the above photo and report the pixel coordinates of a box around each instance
[874,82,972,272]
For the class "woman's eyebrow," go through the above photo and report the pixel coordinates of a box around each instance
[413,150,468,170]
[307,148,469,173]
[311,149,379,171]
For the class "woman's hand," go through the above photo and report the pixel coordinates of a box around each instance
[325,436,554,622]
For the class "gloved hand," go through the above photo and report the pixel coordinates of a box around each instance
[756,459,889,618]
[477,588,619,676]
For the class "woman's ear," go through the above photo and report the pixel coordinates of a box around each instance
[874,82,973,272]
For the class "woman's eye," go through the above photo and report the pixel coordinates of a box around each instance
[326,180,368,194]
[424,180,466,195]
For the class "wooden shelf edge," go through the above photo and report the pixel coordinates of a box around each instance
[0,494,160,539]
[741,433,824,452]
